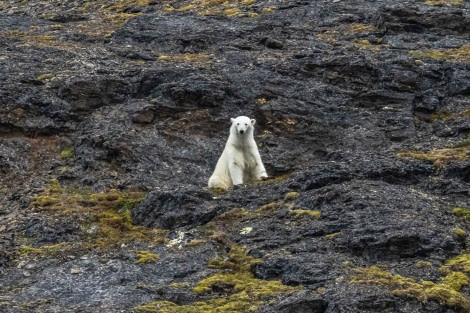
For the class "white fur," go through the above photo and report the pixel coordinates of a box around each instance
[208,116,268,189]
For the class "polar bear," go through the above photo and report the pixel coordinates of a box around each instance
[208,116,268,190]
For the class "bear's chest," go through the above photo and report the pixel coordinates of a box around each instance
[231,147,256,167]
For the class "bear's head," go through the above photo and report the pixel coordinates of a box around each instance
[230,116,255,136]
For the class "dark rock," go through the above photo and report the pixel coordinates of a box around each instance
[1,0,470,312]
[132,186,215,229]
[43,14,88,23]
[58,78,128,113]
[256,291,328,313]
[24,217,81,245]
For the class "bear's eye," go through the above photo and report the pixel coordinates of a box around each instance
[237,123,240,125]
[245,123,247,126]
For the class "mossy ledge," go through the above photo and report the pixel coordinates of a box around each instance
[397,141,470,168]
[25,180,167,257]
[351,265,469,310]
[134,245,302,312]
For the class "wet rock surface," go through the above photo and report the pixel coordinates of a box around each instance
[1,0,470,312]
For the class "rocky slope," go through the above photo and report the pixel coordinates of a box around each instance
[1,0,470,312]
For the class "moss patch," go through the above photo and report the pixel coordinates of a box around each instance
[60,146,74,159]
[410,45,470,62]
[424,0,463,5]
[1,30,54,41]
[290,209,321,219]
[135,250,160,264]
[351,266,469,310]
[440,254,470,276]
[353,39,389,51]
[284,192,299,201]
[326,232,341,240]
[27,180,167,256]
[36,73,54,81]
[416,260,433,268]
[451,207,470,221]
[103,0,150,12]
[134,245,302,312]
[453,228,467,237]
[397,143,470,167]
[316,23,378,44]
[347,23,377,33]
[158,53,212,63]
[21,243,73,258]
[168,0,261,17]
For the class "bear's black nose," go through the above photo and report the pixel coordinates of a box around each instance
[239,130,244,134]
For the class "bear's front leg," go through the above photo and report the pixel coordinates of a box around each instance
[229,162,244,185]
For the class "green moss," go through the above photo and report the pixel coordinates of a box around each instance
[261,6,276,14]
[255,202,283,216]
[452,207,470,221]
[425,0,462,5]
[353,39,389,51]
[21,298,55,308]
[105,12,143,26]
[347,23,377,33]
[441,271,468,291]
[21,243,73,257]
[325,232,341,240]
[452,139,470,149]
[284,192,299,201]
[208,244,261,272]
[135,250,160,264]
[316,23,378,44]
[170,282,190,289]
[415,260,433,268]
[32,195,61,207]
[134,245,301,313]
[29,180,168,254]
[430,111,453,120]
[1,30,54,41]
[47,179,63,194]
[36,73,54,81]
[158,54,212,63]
[453,228,467,237]
[410,45,470,62]
[60,146,74,159]
[104,0,149,12]
[171,0,260,17]
[290,209,321,219]
[221,207,250,220]
[440,254,470,276]
[351,266,469,310]
[397,143,470,167]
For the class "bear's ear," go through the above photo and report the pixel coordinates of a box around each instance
[230,118,235,124]
[251,119,256,125]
